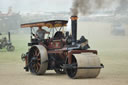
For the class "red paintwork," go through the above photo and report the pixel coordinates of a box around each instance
[48,49,97,64]
[47,40,64,49]
[25,55,28,67]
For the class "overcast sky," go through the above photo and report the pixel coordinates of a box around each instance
[0,0,73,13]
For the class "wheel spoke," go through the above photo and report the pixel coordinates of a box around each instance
[32,50,36,57]
[33,49,36,56]
[37,51,40,57]
[35,64,39,72]
[37,62,41,67]
[37,56,41,61]
[34,49,40,58]
[32,63,36,72]
[35,49,38,56]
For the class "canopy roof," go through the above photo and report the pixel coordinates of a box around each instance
[21,20,68,28]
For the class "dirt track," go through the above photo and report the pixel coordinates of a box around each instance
[0,61,128,85]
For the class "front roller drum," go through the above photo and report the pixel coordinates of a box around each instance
[66,53,101,79]
[28,45,48,75]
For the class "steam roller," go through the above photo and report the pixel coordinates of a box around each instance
[21,16,104,79]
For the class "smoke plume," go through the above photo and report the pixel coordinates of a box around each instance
[71,0,121,16]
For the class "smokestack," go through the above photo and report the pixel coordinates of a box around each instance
[8,32,11,43]
[71,16,78,45]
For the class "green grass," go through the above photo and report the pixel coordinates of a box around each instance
[0,34,29,63]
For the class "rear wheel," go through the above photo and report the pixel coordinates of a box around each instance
[6,45,15,51]
[28,45,48,75]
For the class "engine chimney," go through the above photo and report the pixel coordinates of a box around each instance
[8,32,11,43]
[71,16,78,45]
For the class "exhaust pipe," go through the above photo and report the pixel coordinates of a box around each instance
[71,16,78,45]
[8,32,11,43]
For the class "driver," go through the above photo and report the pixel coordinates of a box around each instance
[36,26,50,40]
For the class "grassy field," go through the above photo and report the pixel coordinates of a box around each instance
[0,34,128,85]
[0,34,29,63]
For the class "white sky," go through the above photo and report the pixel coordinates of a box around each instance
[0,0,73,13]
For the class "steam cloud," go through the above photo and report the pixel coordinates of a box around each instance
[71,0,121,16]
